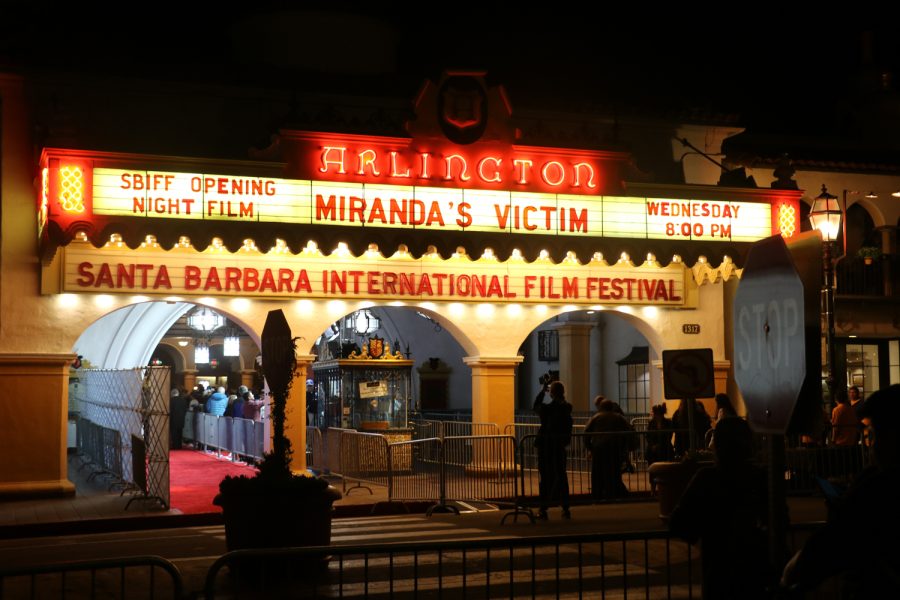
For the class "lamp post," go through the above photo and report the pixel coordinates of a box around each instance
[809,184,842,404]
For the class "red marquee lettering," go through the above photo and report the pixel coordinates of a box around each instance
[77,262,94,286]
[204,267,222,291]
[153,265,171,289]
[225,267,241,291]
[185,266,201,290]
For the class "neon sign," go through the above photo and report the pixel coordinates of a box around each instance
[316,145,598,190]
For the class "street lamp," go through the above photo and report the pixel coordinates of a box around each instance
[809,184,842,403]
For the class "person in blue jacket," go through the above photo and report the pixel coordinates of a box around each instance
[206,386,228,416]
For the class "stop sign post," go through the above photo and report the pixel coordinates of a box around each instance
[733,235,807,434]
[733,233,821,571]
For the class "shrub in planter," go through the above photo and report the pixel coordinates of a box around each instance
[214,310,341,555]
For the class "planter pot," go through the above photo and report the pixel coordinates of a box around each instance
[216,484,342,552]
[648,460,711,519]
[864,257,873,265]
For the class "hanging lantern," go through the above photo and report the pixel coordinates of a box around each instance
[194,341,210,364]
[354,309,381,335]
[223,333,240,357]
[187,306,225,332]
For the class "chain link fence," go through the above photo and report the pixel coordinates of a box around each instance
[73,366,170,508]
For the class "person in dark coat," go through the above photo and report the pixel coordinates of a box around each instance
[645,403,675,466]
[669,417,783,599]
[584,397,634,500]
[534,380,573,519]
[782,385,900,598]
[168,388,188,449]
[672,398,712,457]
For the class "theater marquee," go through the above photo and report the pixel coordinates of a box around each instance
[87,167,773,241]
[39,135,798,247]
[49,239,696,307]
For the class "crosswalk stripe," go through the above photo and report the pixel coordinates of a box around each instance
[332,527,488,543]
[334,516,441,526]
[332,521,458,533]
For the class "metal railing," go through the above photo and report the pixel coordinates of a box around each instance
[387,438,442,504]
[187,412,267,462]
[1,526,838,599]
[323,418,872,516]
[339,431,391,495]
[411,418,500,439]
[0,555,184,600]
[307,426,325,471]
[202,530,702,599]
[836,254,897,297]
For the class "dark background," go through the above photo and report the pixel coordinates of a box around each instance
[2,6,896,139]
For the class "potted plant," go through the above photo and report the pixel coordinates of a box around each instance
[857,246,882,265]
[214,309,340,553]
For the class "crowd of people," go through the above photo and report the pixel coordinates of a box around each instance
[168,384,266,450]
[532,379,898,597]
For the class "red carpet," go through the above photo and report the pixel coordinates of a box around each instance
[169,449,258,514]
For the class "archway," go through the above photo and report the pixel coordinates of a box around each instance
[518,308,661,417]
[309,305,471,431]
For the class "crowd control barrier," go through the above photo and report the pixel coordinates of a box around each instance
[0,555,184,600]
[186,412,267,462]
[306,426,325,471]
[386,437,442,505]
[339,431,391,495]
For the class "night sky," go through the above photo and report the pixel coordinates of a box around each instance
[1,7,896,139]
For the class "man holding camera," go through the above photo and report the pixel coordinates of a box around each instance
[534,378,573,519]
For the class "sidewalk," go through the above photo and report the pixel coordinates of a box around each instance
[0,454,829,539]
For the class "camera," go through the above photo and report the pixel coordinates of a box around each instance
[538,370,560,387]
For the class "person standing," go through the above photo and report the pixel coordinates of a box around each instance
[673,399,711,457]
[168,388,188,449]
[669,417,783,599]
[534,380,573,520]
[645,403,675,466]
[831,391,860,446]
[782,385,900,597]
[206,386,228,417]
[714,393,738,422]
[584,396,634,500]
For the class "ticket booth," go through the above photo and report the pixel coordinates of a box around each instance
[312,339,413,440]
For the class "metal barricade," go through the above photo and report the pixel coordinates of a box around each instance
[230,418,261,462]
[306,426,325,471]
[387,437,442,503]
[410,418,442,440]
[0,555,184,600]
[442,421,500,438]
[441,436,518,509]
[339,431,390,495]
[324,427,354,476]
[203,530,701,599]
[784,444,869,493]
[183,409,201,446]
[215,417,233,457]
[519,430,653,507]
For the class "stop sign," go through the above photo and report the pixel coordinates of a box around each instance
[733,235,806,433]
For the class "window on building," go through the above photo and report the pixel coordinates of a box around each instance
[617,346,650,416]
[845,342,880,397]
[890,340,899,386]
